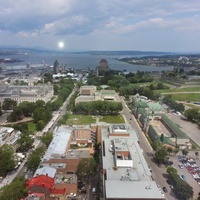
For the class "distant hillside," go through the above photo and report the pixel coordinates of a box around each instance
[74,50,171,56]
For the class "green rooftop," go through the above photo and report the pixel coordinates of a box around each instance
[150,113,188,139]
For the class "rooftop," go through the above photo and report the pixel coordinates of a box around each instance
[102,124,164,199]
[42,126,72,162]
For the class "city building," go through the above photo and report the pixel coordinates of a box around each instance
[75,85,121,104]
[30,126,93,198]
[101,124,164,200]
[0,84,54,105]
[0,126,21,149]
[132,94,191,149]
[96,59,110,72]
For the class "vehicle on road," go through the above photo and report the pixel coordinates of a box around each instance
[180,175,186,181]
[166,179,172,185]
[67,193,77,198]
[92,187,96,195]
[163,187,168,193]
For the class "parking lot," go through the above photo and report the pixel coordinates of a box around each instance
[169,155,200,199]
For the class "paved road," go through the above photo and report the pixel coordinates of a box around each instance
[120,97,177,200]
[0,86,78,189]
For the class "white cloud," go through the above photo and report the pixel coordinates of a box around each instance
[0,0,200,51]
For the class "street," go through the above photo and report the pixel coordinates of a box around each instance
[120,97,177,200]
[0,86,78,189]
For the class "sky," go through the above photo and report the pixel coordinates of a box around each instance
[1,0,200,52]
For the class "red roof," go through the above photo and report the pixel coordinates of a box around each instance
[50,188,66,195]
[26,175,54,190]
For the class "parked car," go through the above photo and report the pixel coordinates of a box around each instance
[166,179,172,185]
[163,187,168,193]
[166,161,173,166]
[180,175,186,181]
[178,163,184,169]
[67,193,77,198]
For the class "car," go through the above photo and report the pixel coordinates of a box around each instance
[157,184,161,189]
[162,187,168,193]
[166,179,172,185]
[166,161,173,166]
[67,193,77,198]
[180,175,186,181]
[178,163,184,169]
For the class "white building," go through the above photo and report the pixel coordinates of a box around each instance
[0,84,54,105]
[101,124,165,200]
[0,126,21,148]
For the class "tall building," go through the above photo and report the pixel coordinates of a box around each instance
[96,59,110,72]
[53,60,59,74]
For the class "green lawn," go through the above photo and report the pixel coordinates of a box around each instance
[99,115,125,123]
[66,114,125,125]
[66,115,96,125]
[184,103,200,110]
[28,122,36,134]
[170,93,200,102]
[155,86,200,94]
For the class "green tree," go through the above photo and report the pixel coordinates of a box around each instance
[173,148,179,155]
[33,107,52,124]
[35,100,45,108]
[76,158,96,177]
[167,166,193,200]
[17,132,34,153]
[2,98,17,110]
[18,101,36,117]
[40,132,53,147]
[156,83,165,89]
[27,147,45,172]
[36,120,45,131]
[167,147,173,155]
[0,144,15,176]
[154,145,168,165]
[0,177,27,200]
[167,166,177,175]
[182,149,188,156]
[184,108,199,122]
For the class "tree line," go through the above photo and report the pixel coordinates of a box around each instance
[73,100,122,115]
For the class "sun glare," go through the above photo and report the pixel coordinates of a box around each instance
[58,41,64,48]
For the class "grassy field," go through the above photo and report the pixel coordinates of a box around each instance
[66,115,96,125]
[99,115,125,123]
[155,86,200,94]
[184,103,200,110]
[66,114,125,125]
[169,93,200,102]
